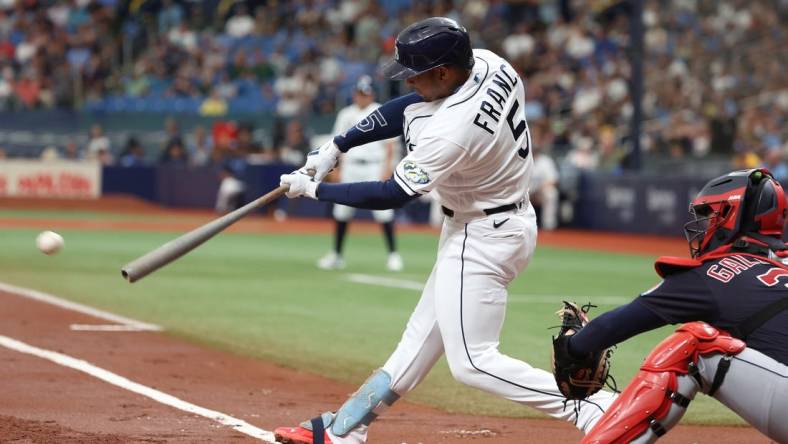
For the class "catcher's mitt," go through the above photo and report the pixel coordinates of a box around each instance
[551,301,614,400]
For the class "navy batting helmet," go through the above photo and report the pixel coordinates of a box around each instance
[381,17,474,81]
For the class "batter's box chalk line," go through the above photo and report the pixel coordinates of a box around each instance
[0,281,162,332]
[0,334,277,442]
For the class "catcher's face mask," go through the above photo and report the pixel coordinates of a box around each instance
[683,168,787,258]
[684,202,730,258]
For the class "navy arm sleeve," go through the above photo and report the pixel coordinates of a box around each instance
[333,93,424,152]
[568,298,667,357]
[316,177,417,210]
[636,270,719,324]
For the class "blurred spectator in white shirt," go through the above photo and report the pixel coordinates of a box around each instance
[502,23,535,61]
[40,146,60,161]
[274,66,304,118]
[274,64,318,118]
[225,4,255,38]
[167,22,197,53]
[565,24,594,61]
[85,124,113,164]
[0,66,12,109]
[565,137,599,171]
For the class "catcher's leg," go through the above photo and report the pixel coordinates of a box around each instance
[582,322,746,444]
[697,347,788,442]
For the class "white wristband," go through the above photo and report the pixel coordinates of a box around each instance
[328,141,343,156]
[305,180,319,199]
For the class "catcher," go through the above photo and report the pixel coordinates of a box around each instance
[553,168,788,443]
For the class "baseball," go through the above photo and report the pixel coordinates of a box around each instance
[36,230,64,255]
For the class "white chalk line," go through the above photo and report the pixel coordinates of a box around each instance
[345,273,631,305]
[347,273,424,291]
[69,324,155,332]
[0,282,278,441]
[0,281,162,331]
[0,334,277,442]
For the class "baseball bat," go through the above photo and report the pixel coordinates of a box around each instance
[121,185,288,283]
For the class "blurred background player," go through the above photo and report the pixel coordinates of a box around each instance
[317,75,403,272]
[529,144,559,230]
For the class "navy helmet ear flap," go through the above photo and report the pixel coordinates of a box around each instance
[741,170,779,233]
[753,179,778,218]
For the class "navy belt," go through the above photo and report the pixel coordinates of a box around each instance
[441,201,523,218]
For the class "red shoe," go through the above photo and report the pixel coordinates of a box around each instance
[274,426,332,444]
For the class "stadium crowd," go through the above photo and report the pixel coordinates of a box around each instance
[0,0,785,180]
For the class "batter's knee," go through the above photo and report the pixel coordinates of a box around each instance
[446,357,489,390]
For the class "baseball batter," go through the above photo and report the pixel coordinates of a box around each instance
[276,17,615,444]
[565,169,788,443]
[317,75,403,272]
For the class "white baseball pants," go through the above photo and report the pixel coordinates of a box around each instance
[328,205,615,444]
[334,160,394,223]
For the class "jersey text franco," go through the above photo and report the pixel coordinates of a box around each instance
[393,49,533,215]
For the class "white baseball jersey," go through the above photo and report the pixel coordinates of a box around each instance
[333,102,396,222]
[393,49,533,215]
[328,49,617,444]
[334,102,390,166]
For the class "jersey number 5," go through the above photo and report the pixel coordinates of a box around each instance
[507,99,530,159]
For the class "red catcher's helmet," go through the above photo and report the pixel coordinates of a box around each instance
[684,168,787,258]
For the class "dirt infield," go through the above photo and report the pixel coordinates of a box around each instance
[0,289,770,444]
[0,196,770,443]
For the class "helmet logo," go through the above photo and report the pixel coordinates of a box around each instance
[394,45,399,62]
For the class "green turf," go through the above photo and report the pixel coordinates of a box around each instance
[0,222,744,425]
